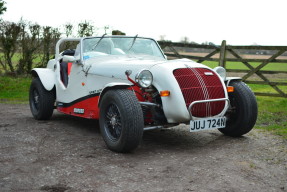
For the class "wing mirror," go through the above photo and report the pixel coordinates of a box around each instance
[62,55,83,65]
[62,55,76,62]
[125,70,132,77]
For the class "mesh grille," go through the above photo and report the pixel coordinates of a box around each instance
[173,68,225,117]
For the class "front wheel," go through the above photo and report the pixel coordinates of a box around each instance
[99,89,144,153]
[218,81,258,137]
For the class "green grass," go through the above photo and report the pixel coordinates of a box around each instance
[0,75,286,139]
[0,76,31,103]
[0,52,43,62]
[203,61,287,71]
[248,84,287,94]
[0,53,43,73]
[255,96,287,139]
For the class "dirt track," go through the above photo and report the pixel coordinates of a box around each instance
[0,103,286,192]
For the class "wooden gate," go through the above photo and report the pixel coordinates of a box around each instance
[158,41,287,98]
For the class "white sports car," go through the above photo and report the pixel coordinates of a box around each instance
[29,36,258,152]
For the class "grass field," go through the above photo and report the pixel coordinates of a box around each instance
[0,53,43,74]
[0,76,30,103]
[0,75,286,139]
[256,96,287,139]
[202,61,287,72]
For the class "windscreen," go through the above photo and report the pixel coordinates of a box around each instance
[82,37,165,60]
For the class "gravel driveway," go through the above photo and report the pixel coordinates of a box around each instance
[0,103,286,192]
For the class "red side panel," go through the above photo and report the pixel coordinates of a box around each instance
[56,86,145,120]
[67,62,72,75]
[57,95,100,119]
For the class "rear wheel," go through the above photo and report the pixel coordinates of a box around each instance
[99,89,144,153]
[218,81,257,137]
[29,77,55,120]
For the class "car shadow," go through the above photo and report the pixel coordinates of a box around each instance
[139,127,251,153]
[51,113,100,133]
[28,112,251,154]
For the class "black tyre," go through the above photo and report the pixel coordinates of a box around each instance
[99,89,144,153]
[218,81,257,137]
[29,77,55,120]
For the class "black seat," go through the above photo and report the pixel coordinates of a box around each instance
[60,62,69,87]
[60,49,75,87]
[61,49,75,56]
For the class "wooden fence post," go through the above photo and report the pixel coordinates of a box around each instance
[219,40,226,68]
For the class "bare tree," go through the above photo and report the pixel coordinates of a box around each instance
[104,25,110,35]
[180,36,190,44]
[0,0,7,16]
[112,30,126,35]
[190,41,199,45]
[51,27,61,48]
[77,21,94,37]
[17,20,41,74]
[62,23,74,50]
[64,23,73,37]
[40,26,52,67]
[40,26,61,67]
[159,35,166,41]
[0,21,21,74]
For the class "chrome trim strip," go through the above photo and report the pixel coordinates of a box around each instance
[188,98,230,120]
[144,126,163,131]
[191,68,211,116]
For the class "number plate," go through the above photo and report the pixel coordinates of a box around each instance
[190,117,226,132]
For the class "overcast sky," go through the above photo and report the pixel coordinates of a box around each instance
[2,0,287,45]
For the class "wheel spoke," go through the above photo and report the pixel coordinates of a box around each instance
[114,125,121,138]
[104,103,122,140]
[106,111,113,120]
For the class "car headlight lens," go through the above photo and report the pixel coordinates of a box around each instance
[213,66,226,80]
[135,70,153,88]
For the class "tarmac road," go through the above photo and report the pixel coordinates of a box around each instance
[0,103,286,192]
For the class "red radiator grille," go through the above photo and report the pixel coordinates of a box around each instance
[173,68,225,117]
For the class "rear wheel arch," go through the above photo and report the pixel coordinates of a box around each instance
[31,70,56,97]
[31,68,56,91]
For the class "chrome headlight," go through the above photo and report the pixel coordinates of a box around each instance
[135,70,153,88]
[213,66,226,80]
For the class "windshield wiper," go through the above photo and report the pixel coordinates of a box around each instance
[92,34,106,51]
[128,34,138,51]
